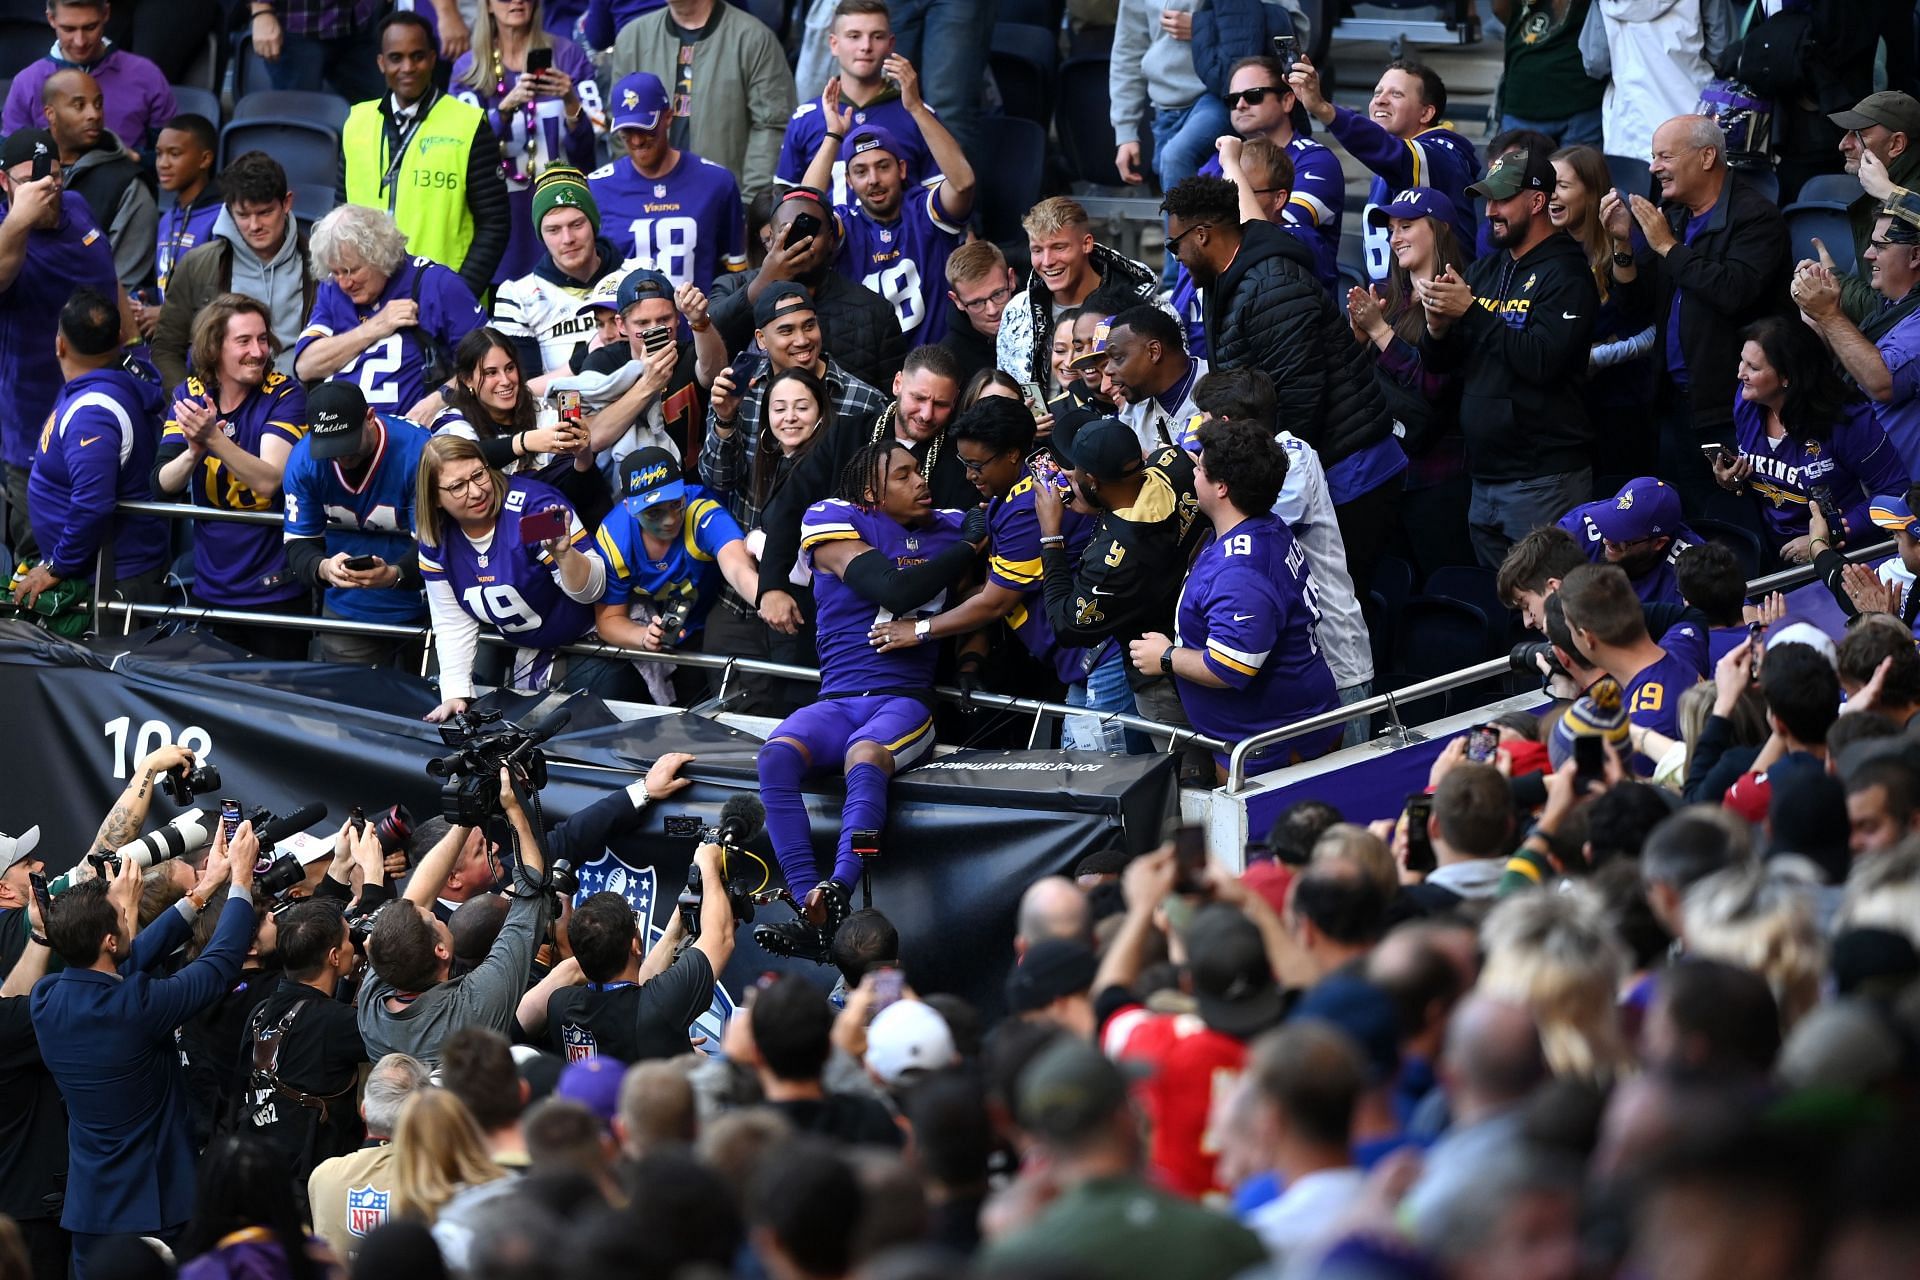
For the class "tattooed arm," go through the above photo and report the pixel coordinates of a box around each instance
[88,744,198,860]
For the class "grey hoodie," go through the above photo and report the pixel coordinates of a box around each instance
[64,129,155,289]
[213,204,307,378]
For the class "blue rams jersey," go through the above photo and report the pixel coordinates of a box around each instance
[834,183,966,344]
[594,485,744,639]
[802,499,969,696]
[162,372,307,605]
[419,475,599,649]
[987,476,1097,685]
[281,414,431,623]
[295,257,485,413]
[1175,513,1338,759]
[589,151,748,289]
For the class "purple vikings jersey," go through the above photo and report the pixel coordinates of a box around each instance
[778,94,937,206]
[588,151,748,289]
[419,475,598,649]
[988,476,1098,684]
[1624,622,1710,772]
[1731,394,1908,549]
[802,498,969,696]
[593,486,744,639]
[282,414,431,623]
[161,372,307,605]
[835,184,966,344]
[1175,513,1339,768]
[295,257,485,412]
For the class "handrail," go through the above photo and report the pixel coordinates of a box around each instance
[1223,536,1900,791]
[92,501,1224,752]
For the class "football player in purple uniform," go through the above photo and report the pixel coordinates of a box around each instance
[154,294,312,659]
[588,72,748,290]
[801,58,973,345]
[416,434,638,721]
[754,439,985,961]
[1129,417,1341,777]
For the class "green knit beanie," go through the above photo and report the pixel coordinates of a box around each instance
[531,166,599,236]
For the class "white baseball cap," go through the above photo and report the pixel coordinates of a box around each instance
[0,826,41,877]
[864,1000,956,1087]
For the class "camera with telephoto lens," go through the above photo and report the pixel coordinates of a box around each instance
[89,808,214,877]
[426,707,569,826]
[675,795,766,939]
[351,803,415,861]
[162,761,221,805]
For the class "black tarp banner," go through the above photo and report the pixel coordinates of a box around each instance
[0,623,1175,1016]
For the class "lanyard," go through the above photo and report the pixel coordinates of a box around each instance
[379,91,437,210]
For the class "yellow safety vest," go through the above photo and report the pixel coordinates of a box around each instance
[341,92,484,277]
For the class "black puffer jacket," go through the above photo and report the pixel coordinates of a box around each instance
[1203,219,1393,470]
[711,267,910,392]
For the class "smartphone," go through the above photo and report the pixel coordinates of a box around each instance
[1172,824,1208,894]
[1466,724,1499,765]
[642,325,674,355]
[220,798,243,845]
[1809,484,1838,522]
[525,47,553,75]
[342,554,379,571]
[30,148,53,182]
[729,348,767,390]
[1021,382,1047,423]
[1573,734,1606,789]
[1027,449,1071,492]
[783,211,824,250]
[519,506,571,545]
[1271,34,1300,76]
[871,966,905,1014]
[1748,620,1766,680]
[28,870,51,928]
[350,804,367,837]
[1697,442,1728,460]
[1403,793,1435,874]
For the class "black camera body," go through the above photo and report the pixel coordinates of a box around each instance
[676,795,768,938]
[1510,639,1568,685]
[426,709,554,826]
[162,762,221,805]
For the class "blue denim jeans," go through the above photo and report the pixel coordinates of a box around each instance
[1063,643,1139,753]
[1151,94,1233,191]
[1498,106,1605,149]
[1469,469,1593,568]
[264,27,385,101]
[885,0,996,160]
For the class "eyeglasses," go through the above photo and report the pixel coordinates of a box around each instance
[1165,222,1213,255]
[1225,86,1284,108]
[959,455,996,474]
[1602,536,1654,553]
[439,470,492,499]
[955,282,1014,313]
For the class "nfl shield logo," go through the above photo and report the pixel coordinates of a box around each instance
[347,1185,390,1237]
[571,850,738,1053]
[879,228,892,243]
[654,183,668,198]
[561,1022,597,1063]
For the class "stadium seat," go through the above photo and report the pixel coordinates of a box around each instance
[1391,596,1501,720]
[1783,201,1855,270]
[230,35,273,101]
[1422,564,1510,656]
[169,84,221,129]
[1604,153,1651,200]
[1363,590,1393,684]
[1797,172,1863,206]
[292,183,337,229]
[1372,554,1414,622]
[1056,56,1156,189]
[1741,165,1779,205]
[219,117,339,190]
[990,23,1057,128]
[1691,516,1764,583]
[232,89,351,134]
[1336,259,1367,312]
[0,21,47,76]
[976,117,1047,249]
[998,0,1064,29]
[1069,24,1113,55]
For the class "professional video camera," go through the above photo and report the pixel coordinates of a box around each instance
[425,707,571,826]
[675,795,769,939]
[161,760,221,805]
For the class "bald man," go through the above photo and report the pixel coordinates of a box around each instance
[43,68,155,288]
[1016,876,1091,955]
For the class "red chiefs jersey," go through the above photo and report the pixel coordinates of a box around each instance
[1101,1003,1248,1202]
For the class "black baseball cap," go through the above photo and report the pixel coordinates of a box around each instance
[0,129,54,172]
[306,381,371,459]
[1061,416,1147,483]
[1186,903,1285,1039]
[754,281,816,329]
[1005,939,1098,1013]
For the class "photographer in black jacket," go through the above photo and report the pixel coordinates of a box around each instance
[1420,148,1599,569]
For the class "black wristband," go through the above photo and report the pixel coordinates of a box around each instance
[29,933,49,948]
[826,131,845,141]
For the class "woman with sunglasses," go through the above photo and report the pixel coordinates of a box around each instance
[415,434,637,723]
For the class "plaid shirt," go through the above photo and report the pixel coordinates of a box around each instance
[271,0,382,39]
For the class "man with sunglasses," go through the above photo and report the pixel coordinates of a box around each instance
[1557,476,1703,608]
[1203,55,1344,290]
[1794,207,1920,468]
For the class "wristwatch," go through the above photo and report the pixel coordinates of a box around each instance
[915,618,932,641]
[1160,645,1176,675]
[1611,249,1635,268]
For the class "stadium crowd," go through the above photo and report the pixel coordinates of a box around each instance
[4,0,1920,1277]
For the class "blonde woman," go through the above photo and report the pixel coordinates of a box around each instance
[390,1089,504,1224]
[1478,887,1632,1083]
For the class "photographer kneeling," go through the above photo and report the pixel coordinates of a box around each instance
[360,766,552,1066]
[538,838,736,1063]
